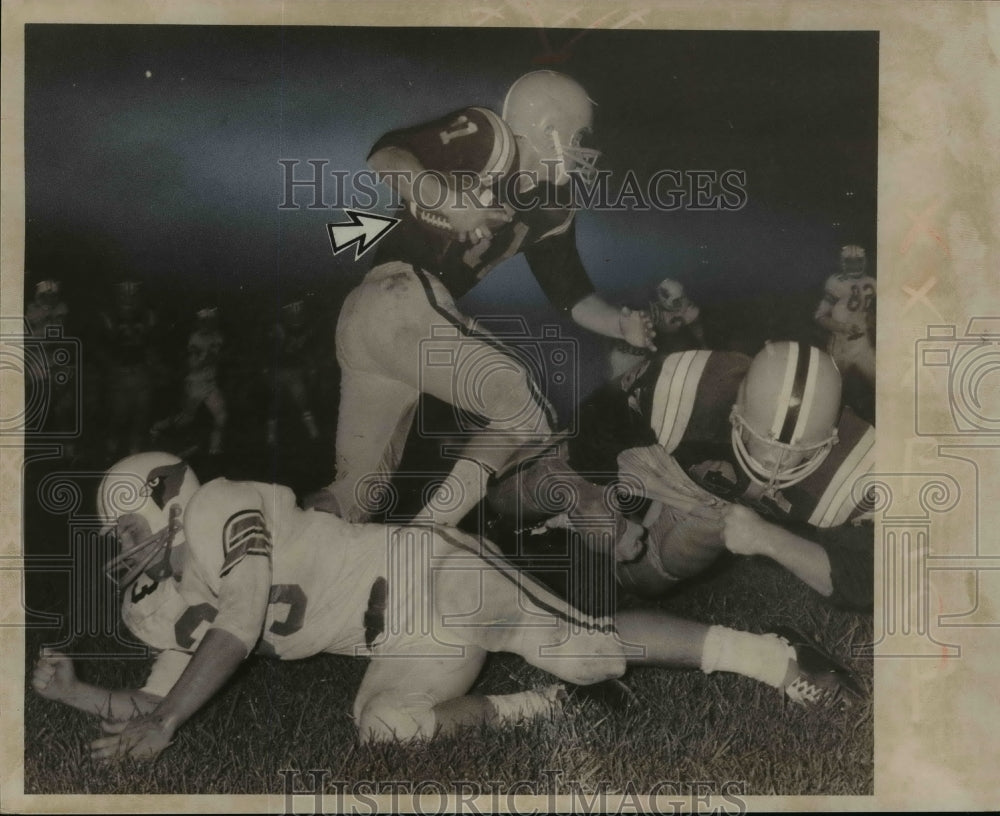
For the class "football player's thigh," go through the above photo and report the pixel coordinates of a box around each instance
[352,647,488,724]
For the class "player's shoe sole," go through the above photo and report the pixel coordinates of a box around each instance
[772,626,865,709]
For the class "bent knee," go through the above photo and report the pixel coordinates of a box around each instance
[354,691,437,744]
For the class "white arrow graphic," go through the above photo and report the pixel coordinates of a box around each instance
[326,210,400,260]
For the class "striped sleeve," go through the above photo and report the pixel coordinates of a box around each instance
[807,415,876,528]
[221,509,273,576]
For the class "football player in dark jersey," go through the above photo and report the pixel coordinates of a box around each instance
[490,341,875,612]
[310,71,655,527]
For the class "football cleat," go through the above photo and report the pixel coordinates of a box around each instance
[773,627,865,709]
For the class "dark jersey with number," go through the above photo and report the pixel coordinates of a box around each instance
[369,106,595,312]
[567,350,875,529]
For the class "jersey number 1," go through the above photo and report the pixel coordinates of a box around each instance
[439,115,479,145]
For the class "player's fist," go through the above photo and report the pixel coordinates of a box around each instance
[446,200,513,243]
[31,649,78,703]
[722,503,771,556]
[619,307,656,351]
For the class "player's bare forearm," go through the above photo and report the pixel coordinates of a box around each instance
[151,627,249,734]
[32,650,163,720]
[761,528,834,597]
[571,294,655,350]
[723,505,833,597]
[90,627,250,762]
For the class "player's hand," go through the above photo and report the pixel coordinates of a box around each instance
[619,307,656,351]
[445,200,513,243]
[90,714,175,762]
[846,325,866,340]
[722,503,772,557]
[31,649,78,704]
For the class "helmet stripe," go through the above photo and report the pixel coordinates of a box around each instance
[791,345,821,444]
[771,342,800,440]
[777,341,811,443]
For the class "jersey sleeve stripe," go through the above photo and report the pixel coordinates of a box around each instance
[221,510,273,576]
[650,351,712,452]
[471,106,516,182]
[809,425,876,528]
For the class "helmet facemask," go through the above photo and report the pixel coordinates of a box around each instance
[105,504,182,588]
[730,409,838,492]
[98,453,198,591]
[840,245,867,278]
[549,126,601,186]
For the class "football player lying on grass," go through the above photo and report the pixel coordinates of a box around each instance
[31,452,861,762]
[489,341,875,612]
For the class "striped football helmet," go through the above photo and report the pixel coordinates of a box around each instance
[730,342,842,491]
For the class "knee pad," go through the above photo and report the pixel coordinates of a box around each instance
[354,691,437,744]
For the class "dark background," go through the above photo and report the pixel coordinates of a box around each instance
[21,24,877,622]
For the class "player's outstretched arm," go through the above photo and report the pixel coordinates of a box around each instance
[722,504,834,597]
[570,295,656,350]
[89,627,248,762]
[31,650,162,721]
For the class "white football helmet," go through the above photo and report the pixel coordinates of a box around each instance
[840,245,867,278]
[730,342,841,491]
[98,452,200,588]
[502,70,600,186]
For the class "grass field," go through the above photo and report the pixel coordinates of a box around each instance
[23,553,873,799]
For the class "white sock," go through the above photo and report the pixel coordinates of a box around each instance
[700,626,794,688]
[485,685,565,725]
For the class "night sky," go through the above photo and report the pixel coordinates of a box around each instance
[24,24,877,399]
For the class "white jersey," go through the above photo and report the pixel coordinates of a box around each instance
[815,273,876,333]
[122,478,406,693]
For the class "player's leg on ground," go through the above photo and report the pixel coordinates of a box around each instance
[353,635,564,742]
[616,610,793,689]
[429,528,625,685]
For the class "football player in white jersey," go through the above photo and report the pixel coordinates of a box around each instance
[814,244,876,386]
[32,452,628,760]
